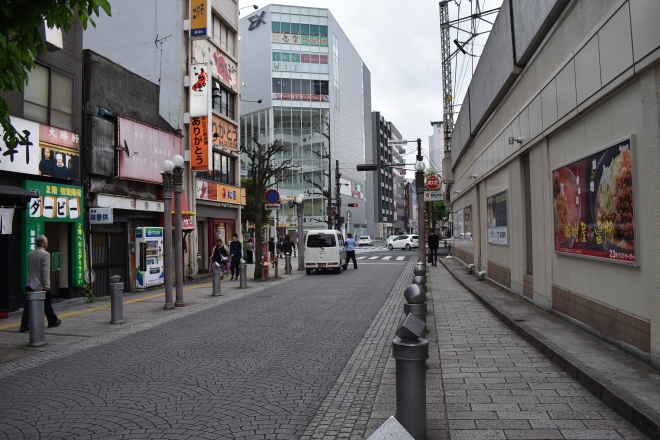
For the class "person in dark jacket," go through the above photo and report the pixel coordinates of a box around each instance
[428,229,440,266]
[229,233,242,280]
[268,237,276,262]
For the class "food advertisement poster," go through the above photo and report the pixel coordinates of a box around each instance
[487,191,508,245]
[552,136,635,264]
[464,205,473,240]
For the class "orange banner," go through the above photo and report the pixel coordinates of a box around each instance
[190,116,210,171]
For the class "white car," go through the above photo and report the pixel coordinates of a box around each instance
[357,235,374,246]
[385,234,405,247]
[388,234,419,250]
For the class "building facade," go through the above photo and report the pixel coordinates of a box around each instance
[83,0,243,280]
[0,20,86,315]
[238,5,370,242]
[370,112,404,239]
[447,0,660,367]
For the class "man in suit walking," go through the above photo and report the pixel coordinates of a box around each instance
[20,235,61,332]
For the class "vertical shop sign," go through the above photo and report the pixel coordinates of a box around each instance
[190,116,211,171]
[190,0,210,37]
[189,63,210,117]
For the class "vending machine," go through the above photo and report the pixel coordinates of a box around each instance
[135,227,164,289]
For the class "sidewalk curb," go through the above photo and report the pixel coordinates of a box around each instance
[439,257,660,440]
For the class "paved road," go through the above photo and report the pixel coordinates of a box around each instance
[0,262,405,440]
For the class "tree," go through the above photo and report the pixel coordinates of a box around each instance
[241,177,270,227]
[240,137,296,280]
[0,0,112,145]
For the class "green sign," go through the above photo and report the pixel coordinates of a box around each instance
[52,252,61,271]
[22,180,85,290]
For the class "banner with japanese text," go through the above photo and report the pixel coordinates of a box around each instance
[212,115,238,151]
[552,136,635,265]
[189,63,210,117]
[196,180,245,205]
[117,117,182,183]
[190,116,211,171]
[22,180,85,288]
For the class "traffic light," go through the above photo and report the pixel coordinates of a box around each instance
[347,203,358,207]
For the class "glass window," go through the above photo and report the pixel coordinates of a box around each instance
[272,78,282,94]
[272,21,280,33]
[301,23,309,35]
[212,80,235,120]
[198,150,235,185]
[281,22,290,33]
[281,78,292,94]
[24,64,72,130]
[291,78,301,94]
[319,25,328,36]
[310,24,319,36]
[291,23,300,34]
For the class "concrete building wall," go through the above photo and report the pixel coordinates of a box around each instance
[448,0,660,366]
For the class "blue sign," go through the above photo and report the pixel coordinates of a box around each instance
[265,189,280,204]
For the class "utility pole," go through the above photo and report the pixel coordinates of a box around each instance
[335,159,341,231]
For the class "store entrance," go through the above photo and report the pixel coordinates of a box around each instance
[44,222,70,299]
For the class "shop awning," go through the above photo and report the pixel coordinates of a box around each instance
[0,185,37,203]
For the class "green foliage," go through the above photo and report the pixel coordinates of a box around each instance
[0,0,112,145]
[432,200,448,221]
[241,177,270,225]
[82,283,96,303]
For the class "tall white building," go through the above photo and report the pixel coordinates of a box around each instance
[239,4,371,241]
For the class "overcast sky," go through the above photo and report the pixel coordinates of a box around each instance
[244,0,503,169]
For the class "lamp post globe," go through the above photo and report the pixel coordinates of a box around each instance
[172,154,184,168]
[161,160,174,173]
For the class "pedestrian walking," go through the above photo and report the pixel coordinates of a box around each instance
[345,232,357,269]
[210,239,230,279]
[247,238,254,264]
[20,235,61,332]
[281,234,294,273]
[268,237,276,262]
[428,229,440,266]
[277,237,284,259]
[229,233,242,281]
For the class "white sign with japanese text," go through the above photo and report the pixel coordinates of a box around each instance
[0,117,41,175]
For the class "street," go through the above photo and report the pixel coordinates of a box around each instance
[0,255,408,439]
[0,251,654,439]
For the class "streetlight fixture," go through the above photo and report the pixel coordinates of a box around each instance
[160,159,175,310]
[239,4,258,14]
[414,142,427,266]
[172,154,185,307]
[296,193,305,270]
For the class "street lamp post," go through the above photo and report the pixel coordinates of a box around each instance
[172,154,185,307]
[296,193,305,270]
[414,139,427,266]
[160,160,175,310]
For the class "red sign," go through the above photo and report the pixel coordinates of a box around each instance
[426,175,441,190]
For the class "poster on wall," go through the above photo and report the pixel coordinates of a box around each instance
[487,190,508,245]
[552,136,635,265]
[464,205,473,240]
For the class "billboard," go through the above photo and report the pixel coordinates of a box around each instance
[190,0,210,38]
[117,117,182,183]
[552,136,635,265]
[487,191,508,245]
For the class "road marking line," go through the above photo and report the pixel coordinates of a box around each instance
[368,256,379,260]
[356,257,366,259]
[396,256,406,261]
[382,256,392,260]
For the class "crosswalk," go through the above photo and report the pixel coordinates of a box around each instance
[355,255,408,261]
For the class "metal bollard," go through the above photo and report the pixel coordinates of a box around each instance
[27,291,46,347]
[110,275,124,324]
[285,253,292,274]
[393,314,428,440]
[239,260,247,288]
[212,263,222,296]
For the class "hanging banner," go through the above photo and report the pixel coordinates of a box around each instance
[487,191,508,245]
[190,116,211,171]
[552,136,635,265]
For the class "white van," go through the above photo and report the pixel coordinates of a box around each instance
[304,229,347,274]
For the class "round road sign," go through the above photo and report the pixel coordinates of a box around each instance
[426,175,441,190]
[265,189,280,204]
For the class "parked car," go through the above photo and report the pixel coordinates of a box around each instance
[388,234,419,250]
[357,235,374,246]
[385,234,405,247]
